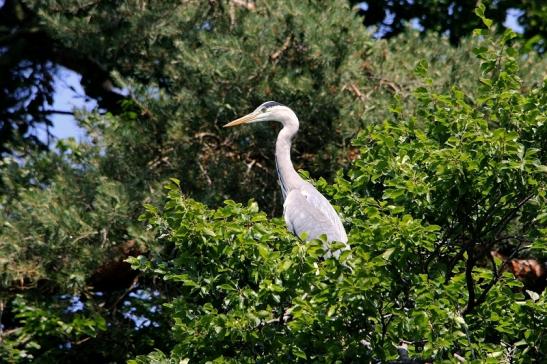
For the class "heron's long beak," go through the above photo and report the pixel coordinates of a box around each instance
[223,112,258,128]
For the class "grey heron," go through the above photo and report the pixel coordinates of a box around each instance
[224,101,349,257]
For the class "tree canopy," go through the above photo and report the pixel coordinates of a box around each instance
[0,1,546,363]
[350,0,547,51]
[1,0,546,157]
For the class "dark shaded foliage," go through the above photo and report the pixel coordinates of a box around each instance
[350,0,546,52]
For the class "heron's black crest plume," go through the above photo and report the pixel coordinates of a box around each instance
[261,101,282,109]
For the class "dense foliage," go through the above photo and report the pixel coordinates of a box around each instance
[2,0,546,156]
[350,0,547,51]
[0,1,545,363]
[129,11,546,363]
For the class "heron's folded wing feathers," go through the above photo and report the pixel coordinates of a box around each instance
[283,186,347,243]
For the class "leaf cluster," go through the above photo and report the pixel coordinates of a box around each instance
[1,2,546,362]
[130,23,546,363]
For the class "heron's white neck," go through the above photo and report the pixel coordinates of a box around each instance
[275,120,304,198]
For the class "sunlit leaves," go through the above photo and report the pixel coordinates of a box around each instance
[133,18,544,363]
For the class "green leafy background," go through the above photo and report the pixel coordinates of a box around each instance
[0,1,545,363]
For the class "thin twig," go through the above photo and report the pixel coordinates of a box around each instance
[270,36,292,61]
[463,250,475,315]
[231,0,256,10]
[111,274,140,315]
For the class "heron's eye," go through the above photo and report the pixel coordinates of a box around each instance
[261,108,267,113]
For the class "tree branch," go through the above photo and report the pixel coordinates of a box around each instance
[463,249,476,316]
[43,109,75,115]
[0,0,130,114]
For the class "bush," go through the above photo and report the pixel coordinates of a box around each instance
[2,2,545,362]
[129,17,546,363]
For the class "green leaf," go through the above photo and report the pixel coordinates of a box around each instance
[482,17,493,28]
[169,177,181,186]
[414,59,429,78]
[143,203,158,213]
[217,283,236,292]
[257,244,269,259]
[474,3,485,18]
[381,248,395,260]
[292,347,307,360]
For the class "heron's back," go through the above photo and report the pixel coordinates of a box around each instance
[282,183,348,243]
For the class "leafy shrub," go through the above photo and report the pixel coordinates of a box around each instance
[130,15,546,363]
[2,2,545,363]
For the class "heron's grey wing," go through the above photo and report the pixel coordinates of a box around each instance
[283,184,348,244]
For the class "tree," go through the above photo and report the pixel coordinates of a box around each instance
[1,0,546,158]
[0,1,545,362]
[0,0,128,155]
[129,17,546,363]
[349,0,547,52]
[0,1,379,361]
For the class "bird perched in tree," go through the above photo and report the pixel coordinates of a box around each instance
[224,101,349,257]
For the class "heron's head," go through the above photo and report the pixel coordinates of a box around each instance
[223,101,298,128]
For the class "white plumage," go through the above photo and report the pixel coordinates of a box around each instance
[224,101,349,257]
